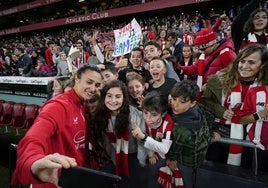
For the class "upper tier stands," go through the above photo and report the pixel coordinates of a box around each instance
[0,0,247,36]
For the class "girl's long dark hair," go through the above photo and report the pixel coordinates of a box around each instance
[178,45,194,66]
[93,80,130,143]
[243,8,268,34]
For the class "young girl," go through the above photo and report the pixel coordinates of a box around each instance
[177,45,196,81]
[231,0,268,52]
[131,91,174,188]
[33,57,52,76]
[89,80,147,187]
[126,73,146,109]
[161,48,172,59]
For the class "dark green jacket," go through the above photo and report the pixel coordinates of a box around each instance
[202,74,227,119]
[167,104,214,167]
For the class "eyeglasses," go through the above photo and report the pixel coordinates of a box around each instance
[198,46,209,51]
[199,44,215,51]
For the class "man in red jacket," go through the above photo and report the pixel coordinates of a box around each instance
[179,28,236,93]
[45,41,55,68]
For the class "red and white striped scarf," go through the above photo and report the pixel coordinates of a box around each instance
[246,88,268,150]
[215,81,258,166]
[158,166,184,188]
[240,32,268,51]
[226,84,244,166]
[106,117,129,176]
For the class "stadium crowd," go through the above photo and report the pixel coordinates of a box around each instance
[0,4,237,77]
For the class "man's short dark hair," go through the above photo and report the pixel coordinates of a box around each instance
[144,40,161,51]
[102,61,117,74]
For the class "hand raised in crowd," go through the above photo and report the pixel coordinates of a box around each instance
[92,30,99,45]
[131,120,145,140]
[220,13,227,20]
[31,153,77,186]
[115,56,128,69]
[136,95,144,109]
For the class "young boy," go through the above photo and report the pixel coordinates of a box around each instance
[147,57,177,101]
[131,91,174,188]
[167,80,214,188]
[118,47,151,85]
[144,40,180,82]
[97,61,118,85]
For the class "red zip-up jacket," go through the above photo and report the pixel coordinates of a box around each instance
[181,38,236,84]
[11,89,90,188]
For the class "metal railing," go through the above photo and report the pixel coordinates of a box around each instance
[212,137,259,176]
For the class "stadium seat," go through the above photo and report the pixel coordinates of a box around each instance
[0,100,5,115]
[0,101,15,133]
[24,104,39,130]
[11,103,26,135]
